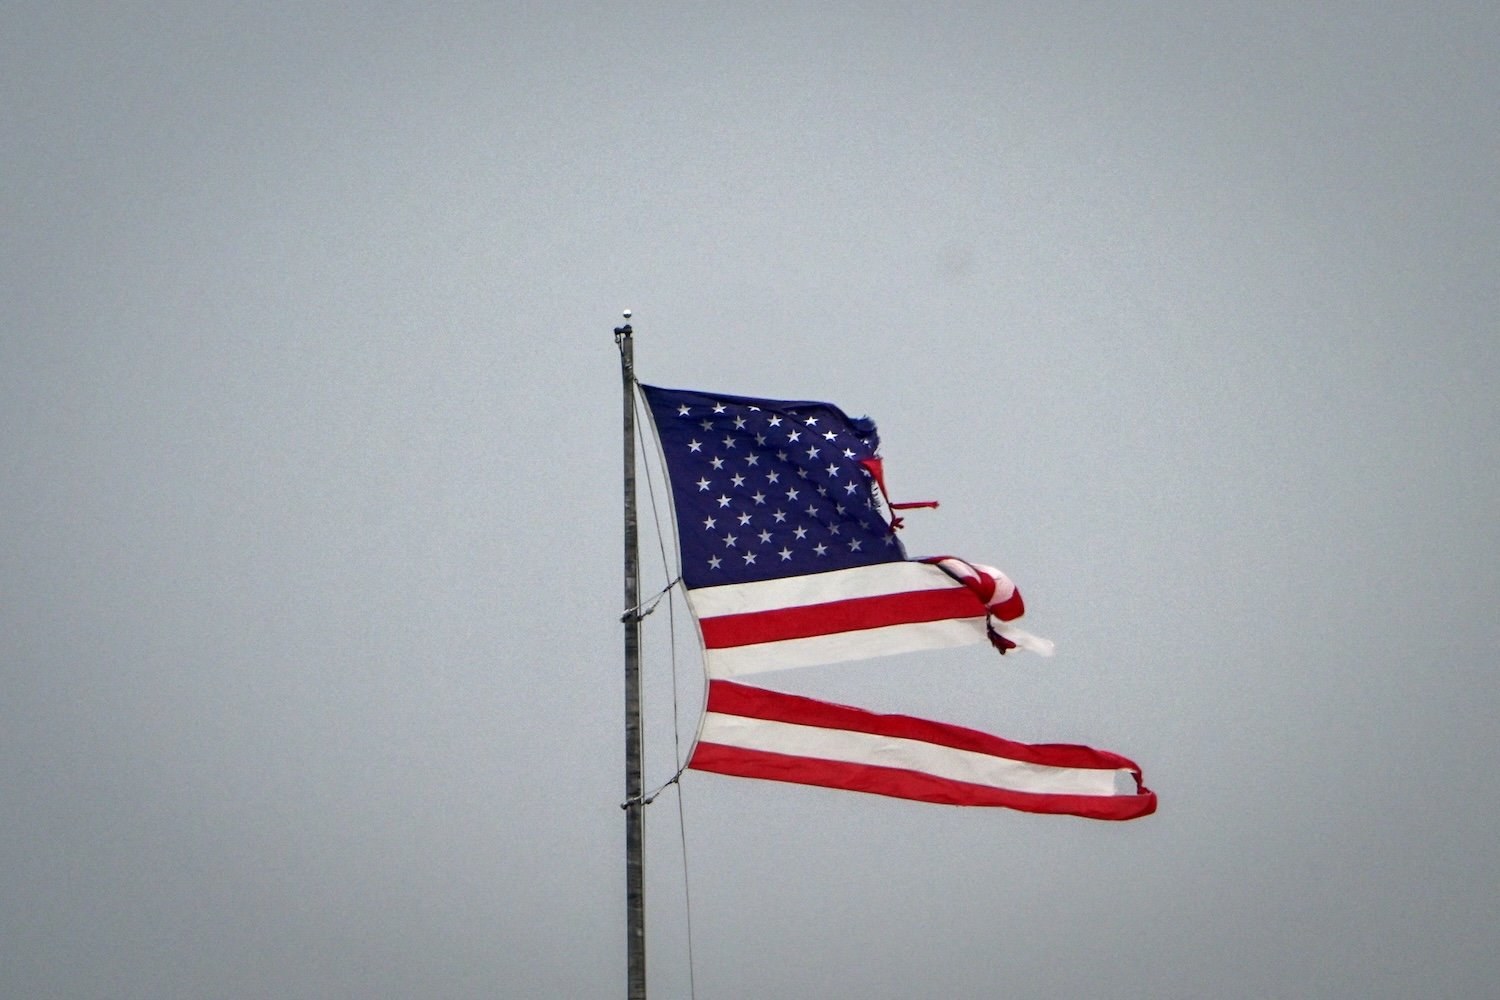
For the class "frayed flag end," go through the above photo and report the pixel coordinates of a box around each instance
[994,623,1055,657]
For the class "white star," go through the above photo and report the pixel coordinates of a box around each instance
[713,403,727,414]
[778,548,793,561]
[787,430,801,443]
[835,503,846,515]
[708,555,721,569]
[848,539,862,551]
[785,487,800,501]
[751,491,766,505]
[805,505,819,518]
[722,533,737,547]
[758,530,772,544]
[716,495,732,508]
[767,415,782,427]
[745,453,759,466]
[687,439,702,452]
[737,512,752,526]
[731,473,746,487]
[805,446,820,459]
[826,463,840,477]
[677,405,690,416]
[772,508,787,523]
[805,415,819,426]
[742,552,757,565]
[710,456,725,469]
[776,451,789,462]
[816,485,827,496]
[793,525,808,539]
[845,482,858,494]
[823,430,837,441]
[766,471,779,484]
[722,436,736,449]
[696,477,711,491]
[828,524,841,536]
[813,543,828,556]
[733,416,747,429]
[748,406,760,412]
[843,448,857,459]
[702,516,717,530]
[753,434,767,446]
[700,419,713,430]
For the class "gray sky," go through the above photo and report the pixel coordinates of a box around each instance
[4,4,1497,998]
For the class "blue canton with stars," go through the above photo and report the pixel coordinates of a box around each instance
[641,384,908,591]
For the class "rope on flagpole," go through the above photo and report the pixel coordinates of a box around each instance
[619,763,689,809]
[633,372,701,1000]
[619,576,680,623]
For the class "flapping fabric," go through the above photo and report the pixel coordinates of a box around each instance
[690,681,1156,820]
[641,385,1049,676]
[640,382,1152,819]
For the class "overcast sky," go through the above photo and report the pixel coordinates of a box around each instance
[4,4,1497,998]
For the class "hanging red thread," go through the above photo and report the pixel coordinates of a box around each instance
[859,458,939,531]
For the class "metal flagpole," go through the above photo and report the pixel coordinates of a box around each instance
[615,312,647,999]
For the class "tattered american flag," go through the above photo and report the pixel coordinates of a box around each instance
[640,383,1152,819]
[641,385,1049,679]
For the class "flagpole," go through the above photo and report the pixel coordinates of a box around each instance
[615,312,647,999]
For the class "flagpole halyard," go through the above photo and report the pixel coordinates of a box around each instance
[616,313,647,999]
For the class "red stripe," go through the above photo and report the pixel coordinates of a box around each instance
[920,555,1026,621]
[689,743,1156,820]
[990,589,1024,621]
[704,680,1147,773]
[699,588,986,649]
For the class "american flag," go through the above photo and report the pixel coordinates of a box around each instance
[639,383,1150,819]
[641,385,1047,678]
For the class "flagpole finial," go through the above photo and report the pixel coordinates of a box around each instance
[614,309,633,341]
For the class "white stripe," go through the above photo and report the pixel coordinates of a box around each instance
[700,712,1124,797]
[703,617,989,677]
[686,561,963,618]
